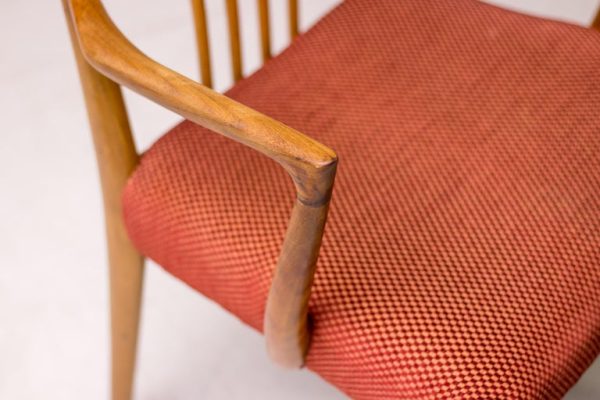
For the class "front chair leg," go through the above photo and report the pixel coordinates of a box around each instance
[106,217,144,400]
[62,2,144,398]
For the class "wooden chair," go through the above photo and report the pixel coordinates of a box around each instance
[63,1,600,399]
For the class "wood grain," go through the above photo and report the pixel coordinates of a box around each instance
[62,1,144,399]
[190,0,212,87]
[65,0,337,372]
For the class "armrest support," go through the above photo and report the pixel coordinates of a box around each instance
[65,0,337,367]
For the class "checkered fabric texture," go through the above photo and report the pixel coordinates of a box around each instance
[122,0,600,398]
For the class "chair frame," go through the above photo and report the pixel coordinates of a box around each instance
[62,0,336,399]
[62,0,600,399]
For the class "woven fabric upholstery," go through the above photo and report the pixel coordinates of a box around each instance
[122,0,600,398]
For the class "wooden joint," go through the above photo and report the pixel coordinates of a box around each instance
[290,156,338,207]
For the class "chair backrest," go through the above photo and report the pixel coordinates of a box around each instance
[191,0,299,88]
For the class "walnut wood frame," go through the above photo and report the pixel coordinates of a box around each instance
[62,1,335,399]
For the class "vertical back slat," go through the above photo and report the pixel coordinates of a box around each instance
[258,0,271,62]
[194,0,301,86]
[289,0,299,39]
[191,0,213,87]
[226,0,243,82]
[593,9,600,30]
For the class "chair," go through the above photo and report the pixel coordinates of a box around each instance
[63,0,600,398]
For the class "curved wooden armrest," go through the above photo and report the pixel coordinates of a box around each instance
[65,0,337,368]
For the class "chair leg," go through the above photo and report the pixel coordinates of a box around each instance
[62,2,143,397]
[106,218,144,400]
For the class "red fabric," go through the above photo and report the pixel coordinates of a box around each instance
[122,0,600,398]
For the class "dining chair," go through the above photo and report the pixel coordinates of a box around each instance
[62,0,600,399]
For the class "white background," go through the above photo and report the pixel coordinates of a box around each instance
[1,0,599,398]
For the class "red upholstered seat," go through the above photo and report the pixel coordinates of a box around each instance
[122,0,600,398]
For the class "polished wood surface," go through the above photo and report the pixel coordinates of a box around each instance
[61,1,144,399]
[191,0,213,87]
[226,0,243,82]
[258,0,271,62]
[64,0,335,381]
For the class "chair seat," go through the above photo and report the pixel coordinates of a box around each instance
[122,0,600,398]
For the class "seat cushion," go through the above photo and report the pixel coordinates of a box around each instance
[122,0,600,398]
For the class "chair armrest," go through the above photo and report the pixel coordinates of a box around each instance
[65,0,337,368]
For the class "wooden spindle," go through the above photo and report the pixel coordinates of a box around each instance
[592,7,600,30]
[226,0,243,82]
[258,0,271,62]
[191,0,213,87]
[289,0,299,39]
